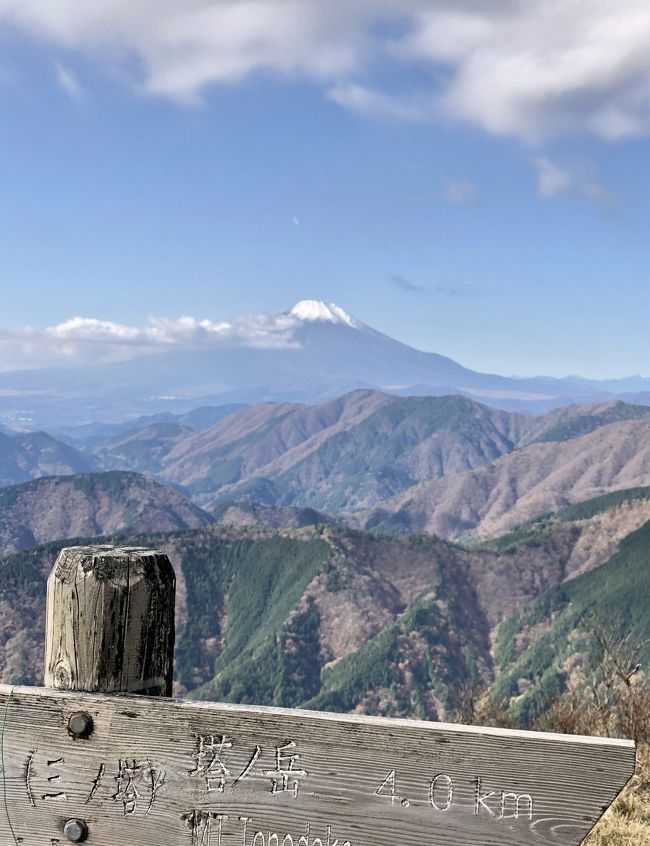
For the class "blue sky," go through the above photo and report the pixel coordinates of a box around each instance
[1,1,650,378]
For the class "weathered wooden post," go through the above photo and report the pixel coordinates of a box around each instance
[44,544,175,696]
[0,543,637,846]
[41,544,175,842]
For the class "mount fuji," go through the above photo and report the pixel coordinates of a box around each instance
[0,300,628,429]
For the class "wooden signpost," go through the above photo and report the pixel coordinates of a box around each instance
[0,545,636,846]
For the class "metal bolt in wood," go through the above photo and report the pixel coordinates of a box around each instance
[64,818,88,842]
[68,711,93,738]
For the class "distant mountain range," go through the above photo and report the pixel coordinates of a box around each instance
[3,300,650,429]
[5,390,650,542]
[55,404,248,446]
[2,380,650,729]
[3,485,650,725]
[367,410,650,539]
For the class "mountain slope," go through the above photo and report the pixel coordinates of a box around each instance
[154,394,650,517]
[0,430,94,486]
[368,417,650,539]
[7,392,650,546]
[212,502,335,530]
[0,527,493,711]
[4,485,650,714]
[0,471,213,556]
[521,400,650,445]
[491,518,650,725]
[93,421,196,472]
[157,391,531,508]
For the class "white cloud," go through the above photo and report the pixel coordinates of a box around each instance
[327,83,434,122]
[46,315,230,344]
[533,156,616,210]
[396,1,650,143]
[2,1,650,141]
[54,60,83,100]
[0,0,380,104]
[0,310,301,371]
[443,179,476,206]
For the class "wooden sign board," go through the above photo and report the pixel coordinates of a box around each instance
[0,685,634,846]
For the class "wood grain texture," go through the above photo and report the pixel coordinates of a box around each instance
[0,685,635,846]
[44,546,175,696]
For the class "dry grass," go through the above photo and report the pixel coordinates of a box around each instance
[584,744,650,845]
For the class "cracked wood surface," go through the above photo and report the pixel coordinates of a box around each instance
[44,546,175,697]
[0,685,635,846]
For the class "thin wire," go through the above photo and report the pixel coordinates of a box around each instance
[0,687,19,845]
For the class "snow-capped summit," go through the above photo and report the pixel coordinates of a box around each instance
[287,300,360,328]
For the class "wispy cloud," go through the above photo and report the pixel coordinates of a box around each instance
[431,283,476,299]
[443,180,476,206]
[390,274,476,298]
[327,83,433,122]
[534,158,571,199]
[390,273,424,292]
[533,157,617,211]
[54,61,83,101]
